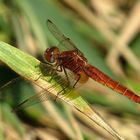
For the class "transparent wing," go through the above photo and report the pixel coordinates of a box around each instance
[12,82,75,112]
[12,89,56,112]
[12,69,77,111]
[0,76,21,91]
[47,19,83,54]
[0,64,79,112]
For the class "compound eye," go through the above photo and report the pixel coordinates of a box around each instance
[44,47,59,63]
[44,48,54,63]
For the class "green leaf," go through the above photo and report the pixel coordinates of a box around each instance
[0,102,25,136]
[0,41,124,140]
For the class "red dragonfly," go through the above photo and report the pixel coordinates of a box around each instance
[1,20,140,111]
[45,19,140,104]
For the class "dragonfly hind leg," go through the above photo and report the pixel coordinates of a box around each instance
[72,74,81,88]
[54,66,73,101]
[63,66,71,87]
[73,71,89,88]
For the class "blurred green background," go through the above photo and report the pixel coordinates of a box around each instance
[0,0,140,140]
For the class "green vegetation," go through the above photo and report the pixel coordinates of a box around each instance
[0,0,140,140]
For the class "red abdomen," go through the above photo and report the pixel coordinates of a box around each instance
[84,64,140,103]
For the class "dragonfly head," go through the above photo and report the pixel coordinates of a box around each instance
[44,46,60,63]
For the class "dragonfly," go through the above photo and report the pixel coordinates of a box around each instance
[45,19,140,104]
[1,19,140,111]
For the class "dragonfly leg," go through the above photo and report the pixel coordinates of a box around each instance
[62,66,70,87]
[34,62,52,81]
[35,62,62,82]
[34,74,42,81]
[54,67,71,101]
[35,62,55,71]
[73,74,81,88]
[48,65,62,82]
[41,61,54,67]
[56,65,63,72]
[40,61,63,72]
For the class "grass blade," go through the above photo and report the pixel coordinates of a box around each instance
[0,41,124,140]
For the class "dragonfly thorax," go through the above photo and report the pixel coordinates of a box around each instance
[44,46,60,63]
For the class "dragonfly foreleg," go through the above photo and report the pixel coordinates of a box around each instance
[36,62,62,82]
[37,62,54,69]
